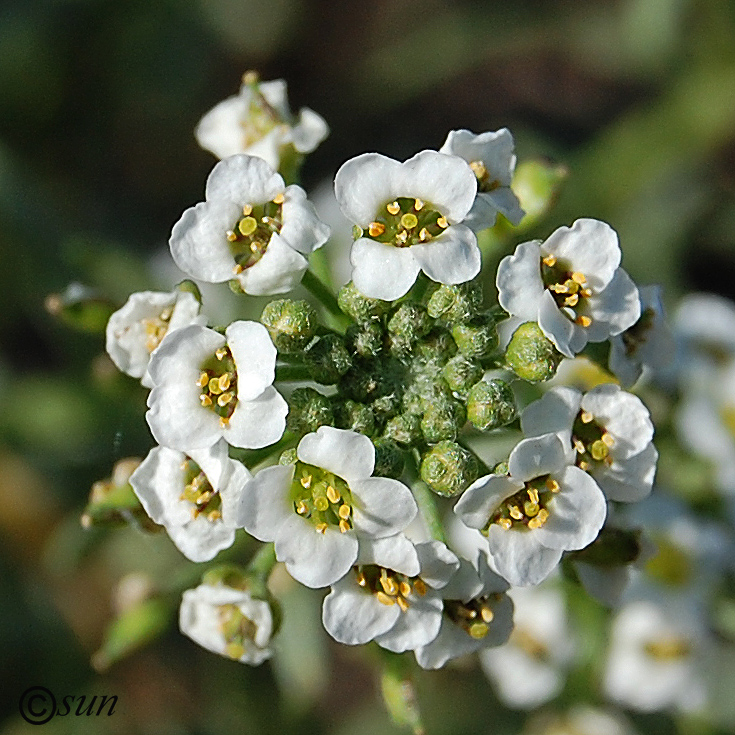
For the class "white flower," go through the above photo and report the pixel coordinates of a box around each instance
[454,433,606,586]
[169,155,330,295]
[496,218,640,357]
[603,598,706,712]
[522,706,636,735]
[179,583,274,665]
[237,427,418,589]
[480,584,576,709]
[195,77,328,170]
[521,384,657,503]
[334,150,479,300]
[439,128,524,230]
[321,535,459,652]
[146,320,287,451]
[413,559,513,670]
[608,285,674,387]
[129,440,250,562]
[105,289,205,387]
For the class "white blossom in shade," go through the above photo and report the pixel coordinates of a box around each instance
[321,535,459,653]
[454,433,606,586]
[522,706,637,735]
[129,439,249,562]
[603,597,707,712]
[195,77,328,170]
[608,285,674,387]
[414,559,514,670]
[521,384,657,503]
[480,584,576,709]
[105,289,206,388]
[237,427,418,589]
[439,128,524,230]
[496,218,640,357]
[334,150,479,300]
[169,154,330,296]
[179,583,274,665]
[146,320,287,452]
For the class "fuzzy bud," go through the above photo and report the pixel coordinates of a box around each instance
[415,329,458,363]
[451,314,498,359]
[303,334,352,384]
[505,321,563,382]
[372,437,405,479]
[420,441,478,497]
[332,399,376,436]
[286,387,333,436]
[421,398,466,443]
[260,299,317,353]
[345,321,384,358]
[384,412,423,446]
[466,379,517,431]
[442,355,483,396]
[426,281,483,323]
[387,302,433,345]
[338,281,390,323]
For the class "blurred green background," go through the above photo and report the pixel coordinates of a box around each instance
[1,0,734,733]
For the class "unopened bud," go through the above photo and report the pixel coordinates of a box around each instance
[421,398,466,443]
[372,437,405,479]
[452,314,498,359]
[420,441,478,497]
[338,281,390,322]
[466,379,517,431]
[175,279,203,304]
[415,329,458,363]
[442,355,483,396]
[260,299,317,353]
[505,322,563,382]
[45,282,116,334]
[286,387,334,436]
[345,321,384,357]
[508,159,568,232]
[333,399,376,435]
[387,303,433,344]
[427,282,483,323]
[384,412,422,446]
[304,334,352,384]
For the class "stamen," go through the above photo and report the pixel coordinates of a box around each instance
[528,508,549,529]
[377,591,395,606]
[326,484,341,504]
[545,478,560,493]
[576,315,592,327]
[480,606,494,623]
[296,501,309,515]
[215,347,228,360]
[368,221,386,237]
[272,193,285,205]
[564,293,579,307]
[396,597,410,613]
[497,517,512,530]
[356,571,367,587]
[339,519,350,533]
[602,432,615,447]
[400,213,418,229]
[219,373,231,390]
[574,438,587,454]
[436,216,448,229]
[200,394,213,407]
[386,201,400,215]
[217,392,234,407]
[571,272,587,285]
[233,264,244,274]
[509,505,524,520]
[242,204,253,216]
[580,411,594,423]
[542,254,557,267]
[581,288,593,298]
[338,504,351,520]
[469,160,487,179]
[300,474,312,488]
[196,372,210,388]
[315,522,328,534]
[413,579,427,596]
[207,509,221,522]
[527,487,540,504]
[226,230,238,242]
[414,198,424,211]
[419,227,431,241]
[399,581,411,597]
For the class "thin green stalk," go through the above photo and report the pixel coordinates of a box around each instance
[246,542,277,583]
[302,269,347,324]
[230,432,296,469]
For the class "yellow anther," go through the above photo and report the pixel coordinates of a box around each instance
[339,519,350,533]
[386,201,400,215]
[564,293,579,307]
[574,438,587,454]
[580,411,594,423]
[528,508,549,529]
[296,501,309,515]
[469,622,489,639]
[602,432,615,447]
[399,581,412,598]
[250,241,261,253]
[196,372,210,388]
[436,216,449,229]
[550,283,568,294]
[200,394,213,407]
[215,347,228,360]
[338,503,351,520]
[576,315,593,328]
[314,496,329,512]
[233,264,244,274]
[272,193,284,205]
[419,227,431,242]
[368,221,386,237]
[217,392,234,407]
[579,460,590,471]
[564,279,580,294]
[219,373,231,390]
[497,517,512,530]
[238,216,258,237]
[414,198,424,211]
[395,230,408,245]
[380,572,397,595]
[208,377,223,395]
[413,578,427,596]
[356,571,367,587]
[315,522,328,534]
[481,606,495,623]
[326,484,341,504]
[572,271,587,285]
[400,212,418,230]
[590,440,609,461]
[196,490,213,505]
[207,509,222,522]
[469,160,487,179]
[300,474,312,488]
[509,505,524,520]
[377,591,395,606]
[580,288,593,298]
[542,254,557,267]
[226,230,238,242]
[396,596,410,613]
[524,501,540,517]
[219,416,230,428]
[160,307,173,321]
[545,478,560,493]
[527,487,539,504]
[242,204,253,216]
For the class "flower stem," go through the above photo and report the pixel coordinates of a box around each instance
[230,431,296,469]
[378,649,425,735]
[302,269,346,324]
[246,542,277,583]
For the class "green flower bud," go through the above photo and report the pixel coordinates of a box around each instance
[303,334,352,384]
[260,299,317,353]
[426,281,483,323]
[372,393,402,421]
[420,441,478,497]
[466,379,517,431]
[333,399,376,435]
[339,357,403,405]
[451,313,498,359]
[384,412,422,446]
[387,302,433,344]
[175,279,203,304]
[279,448,298,465]
[45,283,117,334]
[286,387,333,436]
[415,329,458,363]
[442,355,483,396]
[421,399,466,443]
[493,460,509,475]
[508,159,568,233]
[505,322,563,383]
[387,334,414,360]
[372,437,405,479]
[345,321,384,358]
[337,281,390,323]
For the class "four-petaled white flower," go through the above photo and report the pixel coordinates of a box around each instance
[454,433,607,586]
[179,583,274,665]
[334,150,479,300]
[105,289,205,388]
[237,427,418,588]
[322,535,459,652]
[521,384,657,503]
[195,77,329,170]
[130,439,250,562]
[170,154,330,295]
[439,128,524,231]
[496,218,640,357]
[146,320,287,451]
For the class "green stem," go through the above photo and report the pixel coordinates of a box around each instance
[229,432,296,469]
[275,363,311,382]
[302,269,346,323]
[246,542,277,583]
[409,450,447,544]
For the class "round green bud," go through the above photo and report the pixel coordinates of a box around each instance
[442,355,483,395]
[339,357,403,405]
[345,321,384,358]
[260,299,317,353]
[303,334,352,384]
[505,321,563,382]
[493,460,509,475]
[337,281,390,323]
[426,281,483,323]
[372,437,405,479]
[420,441,478,497]
[415,329,458,363]
[421,399,466,443]
[387,302,433,344]
[451,313,498,359]
[286,387,334,436]
[279,448,298,465]
[332,399,376,436]
[466,379,517,431]
[384,412,422,446]
[371,393,402,421]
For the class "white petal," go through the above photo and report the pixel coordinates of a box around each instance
[168,517,236,562]
[375,591,444,653]
[461,195,499,232]
[195,95,249,159]
[496,241,545,321]
[415,541,460,589]
[297,426,375,483]
[235,233,309,296]
[592,443,658,503]
[508,433,569,483]
[483,187,525,225]
[357,535,420,577]
[485,527,563,586]
[585,268,641,340]
[350,237,421,300]
[204,154,284,204]
[226,320,277,401]
[520,386,581,437]
[334,153,402,226]
[291,107,329,153]
[225,386,288,449]
[351,477,417,538]
[454,475,522,530]
[236,464,293,541]
[409,225,481,285]
[130,445,191,526]
[279,185,331,254]
[440,128,515,186]
[538,289,586,357]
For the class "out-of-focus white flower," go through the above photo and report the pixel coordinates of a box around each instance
[480,584,576,709]
[521,384,657,503]
[439,128,524,230]
[238,427,418,588]
[105,289,205,387]
[522,706,637,735]
[195,76,328,170]
[334,150,479,300]
[496,219,640,357]
[414,559,513,670]
[179,583,274,665]
[146,321,287,451]
[608,285,674,387]
[170,155,330,295]
[130,440,249,562]
[321,535,459,652]
[454,433,606,586]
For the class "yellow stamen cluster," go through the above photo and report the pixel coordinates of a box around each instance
[226,197,285,274]
[291,463,354,534]
[445,595,501,639]
[511,627,550,661]
[355,565,427,613]
[488,477,559,532]
[218,603,259,660]
[180,459,222,521]
[142,306,174,352]
[198,346,238,428]
[541,255,594,327]
[643,637,691,661]
[469,159,501,192]
[365,196,449,249]
[571,410,615,470]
